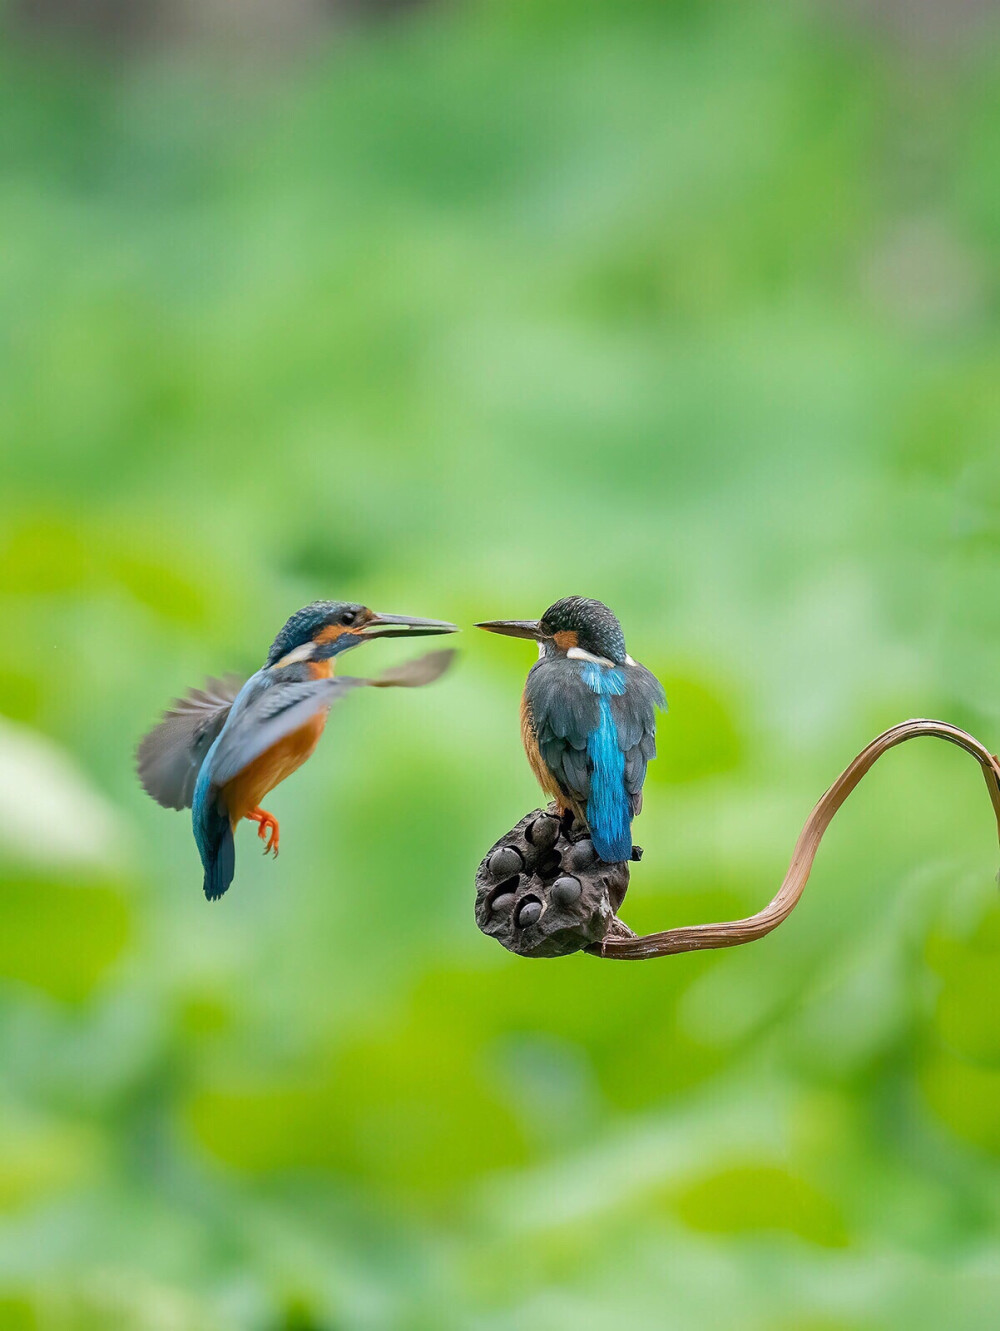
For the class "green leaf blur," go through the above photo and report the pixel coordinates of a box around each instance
[2,1,1000,1326]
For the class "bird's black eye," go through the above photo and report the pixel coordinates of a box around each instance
[340,609,357,626]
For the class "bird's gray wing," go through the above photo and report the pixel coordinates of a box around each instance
[207,676,366,791]
[370,648,455,689]
[205,647,456,791]
[203,649,460,793]
[610,662,666,812]
[137,674,245,810]
[526,657,601,804]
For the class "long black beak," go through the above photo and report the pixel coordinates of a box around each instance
[362,612,459,640]
[475,619,549,641]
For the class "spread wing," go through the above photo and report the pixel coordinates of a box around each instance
[611,662,666,813]
[526,656,665,810]
[136,674,245,810]
[206,676,366,791]
[205,648,456,792]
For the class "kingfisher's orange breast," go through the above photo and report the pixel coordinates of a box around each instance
[222,657,334,825]
[222,712,328,825]
[520,688,572,813]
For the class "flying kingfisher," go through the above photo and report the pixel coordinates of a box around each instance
[477,597,666,864]
[137,601,457,900]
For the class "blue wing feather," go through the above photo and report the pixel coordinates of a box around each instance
[526,657,598,804]
[136,674,244,810]
[580,663,632,861]
[207,674,365,791]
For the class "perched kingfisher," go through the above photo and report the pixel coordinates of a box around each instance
[477,597,666,864]
[137,602,457,900]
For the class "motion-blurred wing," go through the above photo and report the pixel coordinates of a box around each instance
[208,676,366,791]
[371,648,456,688]
[199,647,456,793]
[136,674,244,810]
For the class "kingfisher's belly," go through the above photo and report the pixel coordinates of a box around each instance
[222,711,327,824]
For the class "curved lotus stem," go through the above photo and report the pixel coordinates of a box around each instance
[597,719,1000,960]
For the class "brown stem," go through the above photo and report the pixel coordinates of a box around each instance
[598,719,1000,961]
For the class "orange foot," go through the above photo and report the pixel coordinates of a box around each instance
[246,807,280,857]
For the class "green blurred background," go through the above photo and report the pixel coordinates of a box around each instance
[2,0,1000,1326]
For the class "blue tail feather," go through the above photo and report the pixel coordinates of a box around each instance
[202,819,235,900]
[581,663,633,863]
[193,753,236,900]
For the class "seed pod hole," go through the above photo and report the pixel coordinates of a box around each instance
[550,875,582,907]
[567,839,597,871]
[516,896,543,928]
[487,877,520,912]
[536,849,563,880]
[488,846,524,879]
[526,816,559,850]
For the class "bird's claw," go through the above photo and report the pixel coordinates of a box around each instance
[248,808,280,857]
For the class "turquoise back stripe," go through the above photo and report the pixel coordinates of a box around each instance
[580,662,632,862]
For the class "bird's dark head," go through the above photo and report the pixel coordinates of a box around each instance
[539,596,627,663]
[477,596,627,665]
[266,601,457,667]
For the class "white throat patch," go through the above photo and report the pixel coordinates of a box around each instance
[567,646,617,668]
[273,641,316,668]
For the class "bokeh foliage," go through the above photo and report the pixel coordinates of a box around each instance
[2,0,1000,1326]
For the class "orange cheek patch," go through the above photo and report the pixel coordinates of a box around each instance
[314,623,365,645]
[553,630,579,650]
[314,624,346,645]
